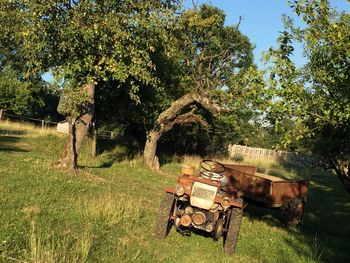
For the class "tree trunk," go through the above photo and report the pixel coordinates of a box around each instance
[143,130,161,170]
[142,92,227,170]
[334,160,350,195]
[59,117,78,172]
[58,83,95,172]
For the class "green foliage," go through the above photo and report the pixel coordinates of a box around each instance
[1,0,181,121]
[0,65,61,120]
[0,66,51,118]
[0,67,31,116]
[15,0,178,94]
[57,87,89,118]
[265,0,350,162]
[176,5,266,150]
[178,4,254,93]
[95,4,261,156]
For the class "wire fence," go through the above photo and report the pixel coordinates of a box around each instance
[0,113,118,140]
[1,113,59,128]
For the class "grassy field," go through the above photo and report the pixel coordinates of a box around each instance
[1,122,350,263]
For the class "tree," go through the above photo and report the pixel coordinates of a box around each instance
[266,0,350,193]
[0,66,33,117]
[1,0,180,172]
[142,5,256,169]
[0,65,60,120]
[0,1,59,120]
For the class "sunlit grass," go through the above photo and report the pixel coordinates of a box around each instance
[0,123,350,262]
[0,120,60,137]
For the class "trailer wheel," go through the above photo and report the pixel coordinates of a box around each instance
[155,192,175,239]
[223,207,243,255]
[281,197,305,227]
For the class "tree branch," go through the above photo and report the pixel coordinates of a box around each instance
[235,16,243,31]
[157,92,229,125]
[161,109,209,133]
[192,93,230,114]
[157,93,195,124]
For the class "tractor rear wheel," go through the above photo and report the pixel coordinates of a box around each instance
[154,192,175,239]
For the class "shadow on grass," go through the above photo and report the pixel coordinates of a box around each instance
[175,227,216,243]
[243,202,284,227]
[297,173,350,262]
[97,151,128,168]
[0,135,29,152]
[90,138,142,168]
[0,129,29,136]
[243,160,350,262]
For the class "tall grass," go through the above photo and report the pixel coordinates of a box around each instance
[309,235,324,262]
[19,195,144,263]
[80,194,142,230]
[0,120,59,137]
[25,220,92,263]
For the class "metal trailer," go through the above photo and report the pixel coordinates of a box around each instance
[221,163,309,226]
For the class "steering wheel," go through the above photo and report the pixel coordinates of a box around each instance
[200,160,226,180]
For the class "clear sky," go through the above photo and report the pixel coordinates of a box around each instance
[183,0,350,68]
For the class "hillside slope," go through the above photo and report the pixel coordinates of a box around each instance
[0,123,350,262]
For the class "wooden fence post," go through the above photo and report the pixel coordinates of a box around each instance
[88,129,97,157]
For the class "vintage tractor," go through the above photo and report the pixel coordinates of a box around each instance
[154,160,244,254]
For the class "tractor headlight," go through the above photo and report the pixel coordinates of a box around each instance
[175,184,185,196]
[221,197,231,209]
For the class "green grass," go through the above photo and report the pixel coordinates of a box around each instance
[1,122,350,262]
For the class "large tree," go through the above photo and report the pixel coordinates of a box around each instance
[1,0,179,172]
[142,5,257,169]
[266,0,350,193]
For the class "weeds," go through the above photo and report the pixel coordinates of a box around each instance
[80,193,142,230]
[116,238,141,262]
[25,220,92,263]
[310,235,324,262]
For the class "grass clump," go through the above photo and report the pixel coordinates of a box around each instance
[25,220,92,263]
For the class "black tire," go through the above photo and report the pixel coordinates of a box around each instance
[281,197,304,227]
[154,192,175,239]
[223,207,243,255]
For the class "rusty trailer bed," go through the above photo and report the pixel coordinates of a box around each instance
[222,164,309,208]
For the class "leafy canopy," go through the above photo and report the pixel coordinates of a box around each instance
[265,0,350,162]
[1,0,180,116]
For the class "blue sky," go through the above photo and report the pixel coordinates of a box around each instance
[183,0,350,68]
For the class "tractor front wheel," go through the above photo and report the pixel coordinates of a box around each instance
[154,192,175,239]
[223,207,243,255]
